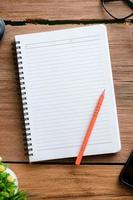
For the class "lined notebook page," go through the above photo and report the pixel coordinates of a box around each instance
[15,25,121,162]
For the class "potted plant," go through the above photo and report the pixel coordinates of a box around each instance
[0,157,27,199]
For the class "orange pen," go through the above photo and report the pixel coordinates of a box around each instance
[75,90,105,166]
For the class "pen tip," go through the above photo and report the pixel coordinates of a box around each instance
[102,89,105,96]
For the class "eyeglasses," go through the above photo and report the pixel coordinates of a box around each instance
[101,0,133,20]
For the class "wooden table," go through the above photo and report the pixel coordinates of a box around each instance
[0,1,133,199]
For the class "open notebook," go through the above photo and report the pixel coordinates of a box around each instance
[15,25,121,162]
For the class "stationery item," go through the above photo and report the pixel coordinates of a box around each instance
[75,90,105,166]
[14,25,121,162]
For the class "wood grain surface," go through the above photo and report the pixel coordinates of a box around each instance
[0,0,133,21]
[0,1,133,199]
[0,24,132,163]
[8,164,133,200]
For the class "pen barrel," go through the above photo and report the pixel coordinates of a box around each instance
[75,91,105,166]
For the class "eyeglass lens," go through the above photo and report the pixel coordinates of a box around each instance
[103,0,133,19]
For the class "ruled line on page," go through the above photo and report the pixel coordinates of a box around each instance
[36,142,113,152]
[26,45,102,58]
[25,35,100,49]
[26,41,101,55]
[26,52,102,64]
[26,45,102,62]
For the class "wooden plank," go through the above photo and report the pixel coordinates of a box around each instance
[0,24,133,163]
[0,0,133,21]
[7,164,133,199]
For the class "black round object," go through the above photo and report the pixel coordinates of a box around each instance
[0,20,5,40]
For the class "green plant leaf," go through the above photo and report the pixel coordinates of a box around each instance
[0,160,27,199]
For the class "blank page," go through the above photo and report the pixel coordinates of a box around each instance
[15,25,121,162]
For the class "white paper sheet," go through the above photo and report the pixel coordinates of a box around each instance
[15,25,121,162]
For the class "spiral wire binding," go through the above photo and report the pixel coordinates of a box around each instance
[15,41,33,157]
